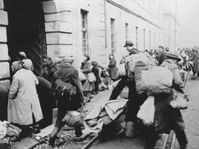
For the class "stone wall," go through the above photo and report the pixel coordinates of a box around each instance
[0,0,9,120]
[0,0,10,87]
[42,0,73,58]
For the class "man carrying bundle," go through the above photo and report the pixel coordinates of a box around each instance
[109,40,153,138]
[136,52,189,149]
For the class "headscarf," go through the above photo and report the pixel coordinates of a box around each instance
[12,61,22,73]
[22,59,34,71]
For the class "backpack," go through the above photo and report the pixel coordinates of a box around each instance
[53,78,76,98]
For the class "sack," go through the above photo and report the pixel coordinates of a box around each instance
[135,61,149,93]
[62,111,81,127]
[137,96,155,125]
[88,73,96,82]
[127,52,155,73]
[136,66,173,95]
[170,89,189,110]
[53,79,76,97]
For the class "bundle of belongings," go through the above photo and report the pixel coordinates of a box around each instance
[83,99,127,136]
[132,53,189,125]
[125,52,156,76]
[62,111,82,128]
[0,121,22,149]
[135,63,173,95]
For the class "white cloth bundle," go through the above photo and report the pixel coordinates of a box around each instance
[137,96,155,125]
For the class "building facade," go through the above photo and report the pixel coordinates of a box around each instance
[0,0,167,87]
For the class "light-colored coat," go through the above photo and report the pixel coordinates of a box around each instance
[7,69,43,125]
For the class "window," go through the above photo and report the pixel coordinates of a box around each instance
[125,23,129,41]
[136,26,138,49]
[81,10,89,55]
[143,29,146,50]
[111,18,116,54]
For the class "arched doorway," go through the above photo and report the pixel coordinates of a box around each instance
[4,0,47,75]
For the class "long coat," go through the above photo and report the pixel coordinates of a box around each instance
[37,76,55,128]
[7,69,43,125]
[154,60,185,133]
[81,61,95,92]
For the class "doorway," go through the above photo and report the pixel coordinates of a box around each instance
[5,0,47,75]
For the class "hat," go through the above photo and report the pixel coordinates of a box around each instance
[12,61,22,73]
[166,52,181,61]
[124,40,134,47]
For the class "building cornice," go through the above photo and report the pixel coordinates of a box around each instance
[106,0,163,29]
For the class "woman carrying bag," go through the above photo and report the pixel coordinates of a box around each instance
[81,55,96,101]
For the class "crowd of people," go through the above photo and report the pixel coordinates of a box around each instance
[0,51,111,143]
[1,40,196,149]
